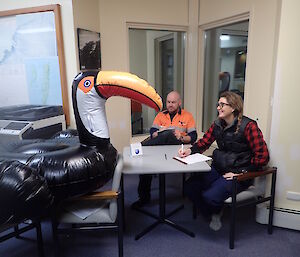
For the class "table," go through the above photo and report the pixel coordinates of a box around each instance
[122,145,211,240]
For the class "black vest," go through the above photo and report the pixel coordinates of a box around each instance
[212,116,254,173]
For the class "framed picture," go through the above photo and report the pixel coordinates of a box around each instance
[77,28,101,70]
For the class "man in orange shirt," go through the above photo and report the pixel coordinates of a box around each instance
[132,91,197,208]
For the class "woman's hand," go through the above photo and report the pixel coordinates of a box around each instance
[223,172,241,180]
[178,147,191,158]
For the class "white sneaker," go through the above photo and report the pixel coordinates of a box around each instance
[209,213,222,231]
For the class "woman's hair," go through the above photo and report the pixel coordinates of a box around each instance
[219,91,244,133]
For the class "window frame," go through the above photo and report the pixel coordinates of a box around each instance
[196,13,250,138]
[126,22,188,140]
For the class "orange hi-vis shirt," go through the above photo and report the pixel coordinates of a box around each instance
[152,109,196,136]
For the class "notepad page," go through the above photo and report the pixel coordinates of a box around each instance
[174,153,212,164]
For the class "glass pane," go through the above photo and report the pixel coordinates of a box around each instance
[129,28,186,136]
[0,11,63,107]
[202,21,249,131]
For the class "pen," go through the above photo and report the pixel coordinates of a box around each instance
[181,144,184,152]
[165,153,167,160]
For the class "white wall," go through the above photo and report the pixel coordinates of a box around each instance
[270,0,300,211]
[73,0,100,74]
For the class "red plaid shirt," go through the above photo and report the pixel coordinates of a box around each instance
[191,121,269,168]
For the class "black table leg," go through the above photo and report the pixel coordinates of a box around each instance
[159,174,166,221]
[135,220,160,240]
[121,176,126,231]
[134,173,195,240]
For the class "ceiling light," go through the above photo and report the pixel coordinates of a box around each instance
[220,35,230,41]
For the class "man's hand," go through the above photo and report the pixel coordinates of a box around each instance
[223,172,241,180]
[153,126,166,138]
[173,130,182,140]
[159,125,167,131]
[152,131,159,138]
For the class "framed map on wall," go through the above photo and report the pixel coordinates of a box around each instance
[0,5,70,125]
[77,28,101,70]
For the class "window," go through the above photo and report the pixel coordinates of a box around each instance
[129,28,186,136]
[0,5,69,125]
[202,21,249,131]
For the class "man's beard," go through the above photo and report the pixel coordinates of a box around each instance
[168,108,178,115]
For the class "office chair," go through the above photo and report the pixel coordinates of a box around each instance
[0,220,44,257]
[193,166,277,249]
[226,167,277,249]
[131,100,143,134]
[131,114,143,135]
[219,72,230,95]
[51,155,124,257]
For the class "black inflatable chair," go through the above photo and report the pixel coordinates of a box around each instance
[51,155,124,257]
[0,221,44,257]
[0,161,53,257]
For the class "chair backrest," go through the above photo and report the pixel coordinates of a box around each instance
[219,72,230,94]
[225,172,268,203]
[109,154,123,221]
[253,176,267,196]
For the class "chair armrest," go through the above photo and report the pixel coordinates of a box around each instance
[78,190,119,200]
[236,167,277,182]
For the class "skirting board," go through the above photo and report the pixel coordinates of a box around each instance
[256,203,300,231]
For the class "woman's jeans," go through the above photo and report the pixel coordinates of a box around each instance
[184,166,251,217]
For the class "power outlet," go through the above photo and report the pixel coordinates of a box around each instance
[286,191,300,201]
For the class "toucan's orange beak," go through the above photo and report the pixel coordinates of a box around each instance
[95,71,162,112]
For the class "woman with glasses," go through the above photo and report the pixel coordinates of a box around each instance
[178,91,269,231]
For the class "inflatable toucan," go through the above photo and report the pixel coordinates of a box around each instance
[72,70,162,178]
[0,71,162,227]
[72,70,162,147]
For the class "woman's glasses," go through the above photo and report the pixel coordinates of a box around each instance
[216,102,231,108]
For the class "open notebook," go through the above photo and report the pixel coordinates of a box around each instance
[173,153,212,165]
